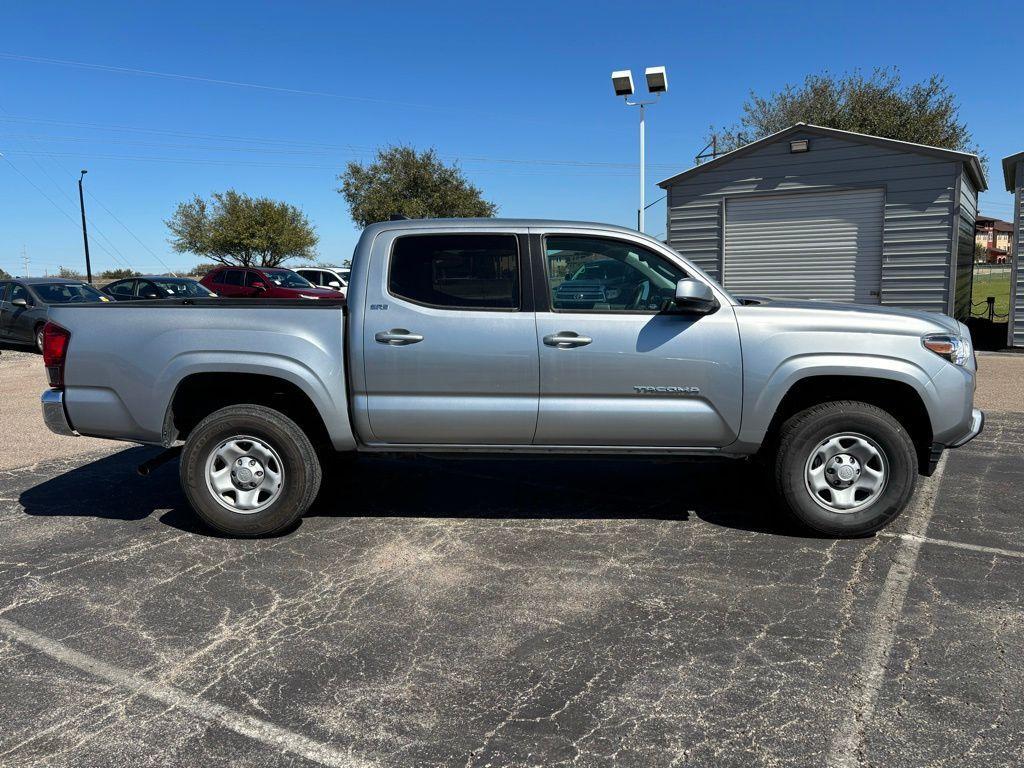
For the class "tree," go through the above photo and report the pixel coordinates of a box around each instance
[0,267,11,280]
[166,190,318,267]
[974,242,989,263]
[57,266,84,279]
[338,146,497,227]
[705,68,979,159]
[100,268,140,280]
[190,263,221,277]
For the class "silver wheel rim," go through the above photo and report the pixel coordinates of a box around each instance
[204,435,285,514]
[804,432,888,514]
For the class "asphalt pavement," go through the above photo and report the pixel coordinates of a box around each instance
[0,410,1021,767]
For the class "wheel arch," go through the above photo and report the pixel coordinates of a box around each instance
[165,371,337,452]
[758,372,935,474]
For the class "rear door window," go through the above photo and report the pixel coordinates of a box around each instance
[224,270,245,286]
[388,234,520,310]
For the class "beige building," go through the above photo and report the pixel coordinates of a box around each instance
[975,215,1014,262]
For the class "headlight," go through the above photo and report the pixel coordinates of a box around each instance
[922,333,971,366]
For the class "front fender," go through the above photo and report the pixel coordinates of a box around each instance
[732,353,941,451]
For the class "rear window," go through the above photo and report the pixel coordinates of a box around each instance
[388,234,519,310]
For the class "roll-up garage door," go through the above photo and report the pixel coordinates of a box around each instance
[724,188,884,304]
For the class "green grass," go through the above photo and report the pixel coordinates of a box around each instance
[971,266,1012,318]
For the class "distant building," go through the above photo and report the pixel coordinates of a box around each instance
[975,215,1013,262]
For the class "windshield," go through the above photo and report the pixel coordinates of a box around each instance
[32,283,108,304]
[151,279,212,297]
[261,269,313,288]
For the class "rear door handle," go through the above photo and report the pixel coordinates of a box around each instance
[375,328,424,346]
[543,331,593,348]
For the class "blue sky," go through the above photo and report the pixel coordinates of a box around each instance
[1,0,1021,277]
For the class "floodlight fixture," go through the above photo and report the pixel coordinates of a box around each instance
[645,66,668,94]
[611,70,634,97]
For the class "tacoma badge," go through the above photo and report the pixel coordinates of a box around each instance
[633,385,701,395]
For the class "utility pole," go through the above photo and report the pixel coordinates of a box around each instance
[22,245,29,278]
[77,170,93,283]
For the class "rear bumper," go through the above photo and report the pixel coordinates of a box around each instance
[949,408,985,449]
[41,389,77,437]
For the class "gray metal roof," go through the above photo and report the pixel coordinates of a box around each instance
[658,123,988,192]
[1002,152,1024,191]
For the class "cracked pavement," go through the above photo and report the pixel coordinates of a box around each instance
[0,411,1021,767]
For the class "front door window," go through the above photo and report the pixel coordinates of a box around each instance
[545,236,686,313]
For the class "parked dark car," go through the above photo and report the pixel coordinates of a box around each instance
[552,256,644,309]
[0,278,109,352]
[104,275,217,301]
[199,266,340,299]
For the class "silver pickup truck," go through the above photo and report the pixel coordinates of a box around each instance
[41,218,983,538]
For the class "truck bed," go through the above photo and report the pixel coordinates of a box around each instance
[47,299,354,449]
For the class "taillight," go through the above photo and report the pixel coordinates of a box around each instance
[42,322,71,388]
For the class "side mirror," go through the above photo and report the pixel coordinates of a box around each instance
[11,297,29,308]
[673,278,718,314]
[328,281,341,289]
[251,281,267,292]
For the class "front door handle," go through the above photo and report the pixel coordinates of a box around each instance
[375,328,424,346]
[543,331,593,348]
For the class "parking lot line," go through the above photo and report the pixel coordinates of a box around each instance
[879,531,1024,560]
[0,616,372,768]
[825,457,947,768]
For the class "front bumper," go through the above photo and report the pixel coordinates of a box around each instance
[41,389,77,437]
[949,408,985,449]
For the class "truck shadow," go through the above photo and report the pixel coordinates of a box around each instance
[18,448,818,539]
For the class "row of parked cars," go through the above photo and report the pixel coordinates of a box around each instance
[0,265,348,352]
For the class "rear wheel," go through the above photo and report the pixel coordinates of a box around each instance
[773,401,917,537]
[35,324,45,353]
[179,404,321,537]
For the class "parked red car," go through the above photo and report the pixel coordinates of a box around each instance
[200,266,341,299]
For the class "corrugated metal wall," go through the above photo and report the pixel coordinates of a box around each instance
[952,171,978,320]
[1011,162,1024,348]
[665,130,958,315]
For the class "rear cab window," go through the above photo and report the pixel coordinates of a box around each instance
[388,234,520,310]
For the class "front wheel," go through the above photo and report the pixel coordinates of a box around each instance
[773,401,917,537]
[179,404,322,537]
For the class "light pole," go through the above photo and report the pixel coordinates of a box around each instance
[611,67,668,232]
[77,170,93,283]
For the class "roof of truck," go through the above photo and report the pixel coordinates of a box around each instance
[361,218,654,238]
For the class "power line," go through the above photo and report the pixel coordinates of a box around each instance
[0,120,681,171]
[0,52,633,137]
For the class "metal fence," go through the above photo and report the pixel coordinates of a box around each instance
[970,262,1013,322]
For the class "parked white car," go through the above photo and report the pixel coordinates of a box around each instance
[294,267,348,298]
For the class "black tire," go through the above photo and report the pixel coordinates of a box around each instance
[179,404,321,537]
[773,401,917,537]
[35,324,45,354]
